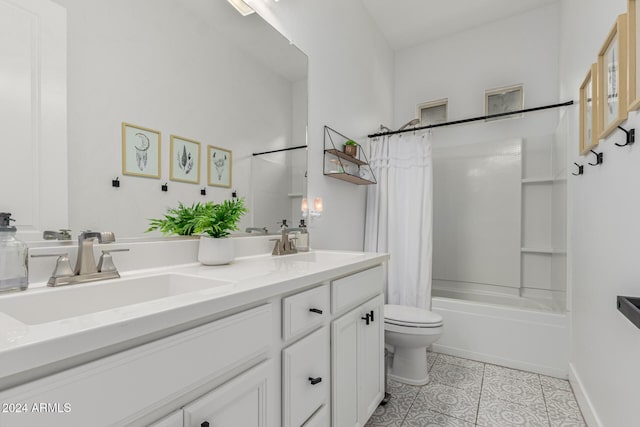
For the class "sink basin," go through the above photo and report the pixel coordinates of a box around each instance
[0,274,235,325]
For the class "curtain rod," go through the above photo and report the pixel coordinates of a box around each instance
[253,145,307,156]
[367,100,574,138]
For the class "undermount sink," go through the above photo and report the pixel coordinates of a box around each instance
[0,274,235,325]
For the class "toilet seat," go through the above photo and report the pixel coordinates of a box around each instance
[384,304,443,328]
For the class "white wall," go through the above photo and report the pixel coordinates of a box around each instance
[559,1,640,426]
[54,0,296,237]
[245,0,394,250]
[394,3,561,145]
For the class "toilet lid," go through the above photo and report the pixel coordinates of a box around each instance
[384,304,443,327]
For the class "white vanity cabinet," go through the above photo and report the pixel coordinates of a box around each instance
[0,304,274,427]
[0,256,388,427]
[331,267,385,427]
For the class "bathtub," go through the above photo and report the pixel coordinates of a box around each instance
[431,290,569,378]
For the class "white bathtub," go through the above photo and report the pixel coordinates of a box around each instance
[431,290,569,378]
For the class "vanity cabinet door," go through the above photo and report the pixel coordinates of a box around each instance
[183,360,274,427]
[331,294,384,427]
[357,294,385,422]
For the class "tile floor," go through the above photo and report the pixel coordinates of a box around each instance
[365,351,586,427]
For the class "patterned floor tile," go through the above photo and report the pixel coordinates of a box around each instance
[365,379,420,427]
[435,354,485,373]
[429,361,483,392]
[477,398,550,427]
[427,351,438,372]
[543,388,586,427]
[482,375,546,409]
[413,382,480,423]
[402,408,475,427]
[540,375,571,392]
[485,364,540,386]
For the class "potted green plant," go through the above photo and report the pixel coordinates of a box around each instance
[147,199,248,265]
[343,140,358,157]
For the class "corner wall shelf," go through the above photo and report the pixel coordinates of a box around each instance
[323,126,376,185]
[522,177,555,184]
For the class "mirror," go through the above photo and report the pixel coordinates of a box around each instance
[2,0,307,240]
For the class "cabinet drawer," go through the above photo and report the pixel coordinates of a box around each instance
[331,266,384,315]
[303,404,329,427]
[0,304,272,427]
[282,284,329,340]
[183,360,274,427]
[282,327,329,427]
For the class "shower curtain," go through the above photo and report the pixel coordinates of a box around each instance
[364,132,433,309]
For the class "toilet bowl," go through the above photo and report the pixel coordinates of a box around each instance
[384,304,443,386]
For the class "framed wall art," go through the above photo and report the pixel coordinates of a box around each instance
[485,84,524,121]
[170,135,200,184]
[580,64,599,155]
[598,13,628,139]
[207,145,232,188]
[122,122,161,179]
[628,1,640,110]
[417,98,448,126]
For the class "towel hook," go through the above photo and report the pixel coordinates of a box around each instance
[588,150,603,166]
[615,126,635,147]
[572,162,584,176]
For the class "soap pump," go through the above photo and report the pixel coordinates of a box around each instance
[0,212,28,292]
[295,219,309,252]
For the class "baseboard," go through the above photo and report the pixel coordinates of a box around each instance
[569,363,602,427]
[432,344,568,379]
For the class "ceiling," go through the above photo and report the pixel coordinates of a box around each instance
[361,0,560,50]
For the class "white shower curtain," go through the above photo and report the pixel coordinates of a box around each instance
[364,132,433,309]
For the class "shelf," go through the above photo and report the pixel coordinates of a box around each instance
[323,126,376,185]
[522,178,554,184]
[324,172,375,185]
[324,149,368,166]
[287,193,303,198]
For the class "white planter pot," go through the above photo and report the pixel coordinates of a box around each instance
[198,236,234,265]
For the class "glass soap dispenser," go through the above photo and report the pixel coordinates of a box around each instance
[296,219,309,252]
[0,212,28,292]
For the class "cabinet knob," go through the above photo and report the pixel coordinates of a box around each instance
[201,422,210,427]
[361,314,370,325]
[308,376,322,385]
[309,308,323,315]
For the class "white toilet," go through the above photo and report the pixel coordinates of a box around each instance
[384,304,443,386]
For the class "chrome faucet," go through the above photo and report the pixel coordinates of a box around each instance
[32,231,129,287]
[75,231,114,274]
[245,227,269,234]
[271,227,298,256]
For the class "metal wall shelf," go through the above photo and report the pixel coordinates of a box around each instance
[323,126,376,185]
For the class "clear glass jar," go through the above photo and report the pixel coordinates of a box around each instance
[0,214,28,292]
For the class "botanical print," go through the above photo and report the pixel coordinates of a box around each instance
[122,123,160,179]
[170,135,200,184]
[207,145,232,188]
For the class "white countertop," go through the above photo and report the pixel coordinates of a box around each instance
[0,250,388,389]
